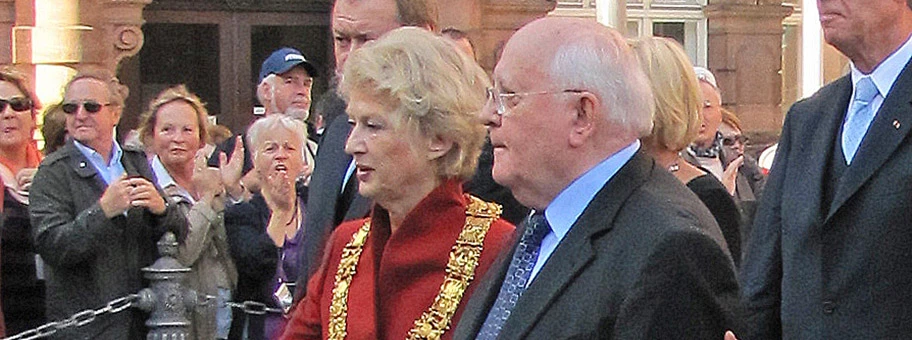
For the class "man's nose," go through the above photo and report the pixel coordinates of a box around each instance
[480,99,501,128]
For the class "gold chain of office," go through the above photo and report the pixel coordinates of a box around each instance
[327,195,502,340]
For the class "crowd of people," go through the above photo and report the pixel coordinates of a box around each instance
[0,0,908,339]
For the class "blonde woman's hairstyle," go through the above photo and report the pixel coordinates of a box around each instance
[137,85,210,148]
[339,26,489,180]
[720,107,742,132]
[630,37,702,152]
[64,67,129,107]
[246,114,308,162]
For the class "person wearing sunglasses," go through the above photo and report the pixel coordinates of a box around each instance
[28,68,186,340]
[0,68,44,336]
[718,108,766,242]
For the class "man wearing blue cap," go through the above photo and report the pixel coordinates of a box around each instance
[209,47,318,200]
[257,47,318,120]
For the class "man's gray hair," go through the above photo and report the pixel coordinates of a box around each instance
[549,31,654,137]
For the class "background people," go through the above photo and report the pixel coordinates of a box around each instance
[631,36,742,265]
[137,85,239,340]
[719,107,765,235]
[208,47,320,200]
[225,114,310,340]
[29,69,185,339]
[0,68,45,334]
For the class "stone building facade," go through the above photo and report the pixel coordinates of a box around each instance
[0,0,809,142]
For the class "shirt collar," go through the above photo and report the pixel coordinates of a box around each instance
[151,156,177,189]
[543,140,640,240]
[151,155,194,204]
[73,139,123,168]
[850,32,912,99]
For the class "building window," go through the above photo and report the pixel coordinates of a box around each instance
[553,0,707,66]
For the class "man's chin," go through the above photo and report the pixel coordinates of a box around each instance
[285,107,310,121]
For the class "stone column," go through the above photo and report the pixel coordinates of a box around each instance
[704,0,792,143]
[8,0,150,141]
[0,0,14,65]
[99,0,150,71]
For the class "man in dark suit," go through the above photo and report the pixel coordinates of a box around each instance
[738,1,912,339]
[453,17,739,339]
[294,0,528,301]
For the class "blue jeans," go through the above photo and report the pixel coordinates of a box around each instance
[216,288,232,339]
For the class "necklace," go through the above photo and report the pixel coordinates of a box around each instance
[327,195,502,340]
[285,199,300,227]
[668,162,680,172]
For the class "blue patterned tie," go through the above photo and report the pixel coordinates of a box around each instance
[476,212,551,340]
[842,77,879,165]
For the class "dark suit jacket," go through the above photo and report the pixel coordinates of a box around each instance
[740,57,912,339]
[224,190,304,340]
[453,151,740,340]
[293,101,530,301]
[294,113,372,301]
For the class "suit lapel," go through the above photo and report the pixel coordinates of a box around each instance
[498,152,653,339]
[790,78,851,225]
[828,59,912,222]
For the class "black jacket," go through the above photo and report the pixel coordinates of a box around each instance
[29,141,185,340]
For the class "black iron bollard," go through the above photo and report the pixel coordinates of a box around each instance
[136,232,199,340]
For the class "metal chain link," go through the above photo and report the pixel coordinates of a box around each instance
[2,294,139,340]
[227,300,285,315]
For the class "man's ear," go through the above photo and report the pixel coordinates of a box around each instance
[112,105,124,124]
[427,135,454,161]
[257,82,273,105]
[568,92,598,148]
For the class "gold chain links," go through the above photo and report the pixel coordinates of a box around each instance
[327,195,502,340]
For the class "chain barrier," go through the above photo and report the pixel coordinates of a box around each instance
[3,294,139,340]
[227,300,285,315]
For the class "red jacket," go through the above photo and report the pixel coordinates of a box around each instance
[282,180,515,340]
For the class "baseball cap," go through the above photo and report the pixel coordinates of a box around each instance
[259,47,318,83]
[693,66,718,89]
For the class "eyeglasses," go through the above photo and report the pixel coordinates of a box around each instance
[62,101,113,114]
[0,97,32,112]
[486,87,583,116]
[722,135,747,146]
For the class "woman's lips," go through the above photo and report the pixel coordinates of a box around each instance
[355,164,374,181]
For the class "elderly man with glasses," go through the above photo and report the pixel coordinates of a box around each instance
[453,17,739,339]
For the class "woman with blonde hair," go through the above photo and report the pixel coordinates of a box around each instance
[137,85,241,339]
[281,27,515,339]
[631,37,742,265]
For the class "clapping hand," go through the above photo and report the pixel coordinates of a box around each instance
[220,136,246,199]
[192,148,224,203]
[722,155,744,196]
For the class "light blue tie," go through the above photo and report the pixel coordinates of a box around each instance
[476,212,550,340]
[842,77,879,165]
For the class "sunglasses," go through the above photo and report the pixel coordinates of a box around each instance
[0,97,32,112]
[62,101,112,114]
[722,135,747,146]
